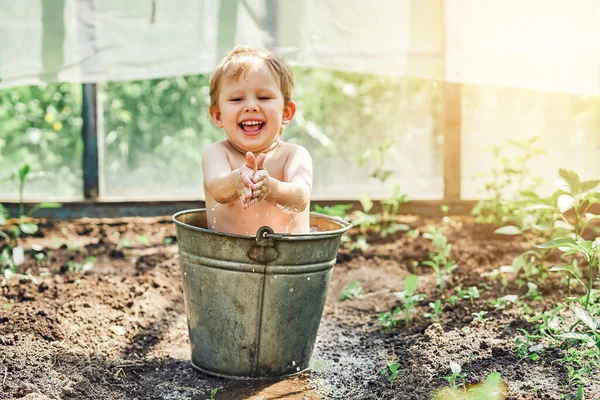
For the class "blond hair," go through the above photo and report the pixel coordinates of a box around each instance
[209,46,294,108]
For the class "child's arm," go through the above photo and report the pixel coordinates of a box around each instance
[202,144,255,205]
[250,145,312,212]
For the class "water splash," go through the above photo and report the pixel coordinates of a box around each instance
[211,203,221,211]
[285,217,294,233]
[276,203,301,215]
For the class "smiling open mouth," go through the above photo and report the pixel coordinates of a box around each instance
[240,120,265,134]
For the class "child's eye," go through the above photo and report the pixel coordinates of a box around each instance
[230,98,242,102]
[259,96,272,100]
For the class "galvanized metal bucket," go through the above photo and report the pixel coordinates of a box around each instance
[172,209,351,379]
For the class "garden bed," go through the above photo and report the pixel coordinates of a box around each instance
[0,214,598,400]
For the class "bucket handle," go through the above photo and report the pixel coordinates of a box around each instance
[248,226,280,263]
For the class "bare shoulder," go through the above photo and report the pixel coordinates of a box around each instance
[279,141,312,162]
[202,141,228,158]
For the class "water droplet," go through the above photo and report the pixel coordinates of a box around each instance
[292,361,296,366]
[252,269,255,272]
[307,277,310,281]
[276,203,301,215]
[266,213,269,216]
[296,367,300,371]
[184,272,187,276]
[211,203,221,211]
[289,288,294,292]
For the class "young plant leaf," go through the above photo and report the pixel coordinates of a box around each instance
[553,220,574,231]
[494,226,522,235]
[537,238,577,249]
[559,168,581,194]
[18,165,31,182]
[557,195,576,213]
[572,304,599,331]
[557,332,592,342]
[359,193,373,213]
[20,223,38,235]
[404,274,418,297]
[581,180,600,192]
[449,361,461,374]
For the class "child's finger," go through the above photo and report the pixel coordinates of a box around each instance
[242,175,254,186]
[245,152,257,171]
[256,153,266,170]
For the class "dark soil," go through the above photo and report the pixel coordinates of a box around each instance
[1,215,598,400]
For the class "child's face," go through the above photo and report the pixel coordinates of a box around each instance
[210,62,295,154]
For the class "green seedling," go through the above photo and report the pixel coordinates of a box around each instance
[339,280,363,301]
[471,311,487,323]
[445,295,459,307]
[422,226,457,292]
[423,299,443,323]
[357,139,395,184]
[455,286,480,305]
[539,237,599,310]
[349,235,370,252]
[444,361,466,390]
[137,234,150,246]
[313,203,352,220]
[378,274,424,330]
[66,256,96,273]
[380,362,402,387]
[489,295,518,311]
[515,329,545,361]
[206,388,218,400]
[471,137,547,226]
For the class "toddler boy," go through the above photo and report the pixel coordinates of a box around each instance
[202,47,312,235]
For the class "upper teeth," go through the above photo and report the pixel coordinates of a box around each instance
[242,121,262,125]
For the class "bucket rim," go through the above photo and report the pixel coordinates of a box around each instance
[172,208,352,240]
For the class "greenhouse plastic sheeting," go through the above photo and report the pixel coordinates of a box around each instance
[1,0,599,95]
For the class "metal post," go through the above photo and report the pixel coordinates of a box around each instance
[82,83,99,199]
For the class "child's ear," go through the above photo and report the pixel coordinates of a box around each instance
[282,101,296,127]
[209,106,223,128]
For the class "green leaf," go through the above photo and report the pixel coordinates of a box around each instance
[313,204,352,218]
[559,169,581,193]
[557,332,591,342]
[494,226,523,235]
[522,204,554,211]
[585,213,600,221]
[572,304,598,331]
[519,191,540,199]
[37,202,62,209]
[581,180,600,192]
[449,360,461,374]
[20,223,38,235]
[404,274,418,297]
[359,193,373,213]
[18,165,31,182]
[554,220,574,231]
[557,195,576,213]
[537,238,577,249]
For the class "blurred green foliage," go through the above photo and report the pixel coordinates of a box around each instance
[0,69,441,198]
[0,83,83,198]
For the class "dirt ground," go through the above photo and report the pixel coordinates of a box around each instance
[1,214,598,400]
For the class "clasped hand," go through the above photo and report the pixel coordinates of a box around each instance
[238,152,270,209]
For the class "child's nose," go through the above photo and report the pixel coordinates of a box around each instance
[244,99,259,112]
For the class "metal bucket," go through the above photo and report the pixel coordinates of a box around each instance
[172,209,351,379]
